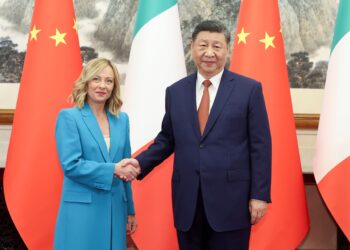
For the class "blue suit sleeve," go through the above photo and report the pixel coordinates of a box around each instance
[248,83,272,202]
[55,110,115,191]
[136,87,175,179]
[122,114,135,215]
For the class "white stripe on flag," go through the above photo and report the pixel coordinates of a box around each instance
[314,32,350,183]
[123,5,186,151]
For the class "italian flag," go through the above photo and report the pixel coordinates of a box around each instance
[122,0,186,249]
[313,0,350,240]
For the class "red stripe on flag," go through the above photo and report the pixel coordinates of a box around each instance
[318,157,350,240]
[131,142,178,250]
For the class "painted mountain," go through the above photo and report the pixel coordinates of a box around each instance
[0,0,337,88]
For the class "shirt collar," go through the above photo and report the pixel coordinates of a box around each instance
[196,69,224,91]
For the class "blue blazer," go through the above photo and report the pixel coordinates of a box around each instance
[54,104,134,250]
[137,69,272,232]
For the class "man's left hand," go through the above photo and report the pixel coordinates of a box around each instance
[249,199,267,225]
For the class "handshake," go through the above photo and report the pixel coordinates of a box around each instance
[114,158,141,182]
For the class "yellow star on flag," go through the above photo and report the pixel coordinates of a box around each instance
[50,29,67,46]
[30,25,41,41]
[237,27,250,44]
[259,32,275,50]
[73,19,78,31]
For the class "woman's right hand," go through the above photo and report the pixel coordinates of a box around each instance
[114,158,140,181]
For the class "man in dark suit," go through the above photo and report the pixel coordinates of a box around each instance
[131,20,272,250]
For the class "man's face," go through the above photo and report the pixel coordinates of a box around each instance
[191,31,229,79]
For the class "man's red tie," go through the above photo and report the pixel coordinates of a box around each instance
[198,80,212,135]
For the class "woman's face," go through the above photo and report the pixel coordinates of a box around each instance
[86,65,115,106]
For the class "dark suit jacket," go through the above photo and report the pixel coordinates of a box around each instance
[136,69,271,232]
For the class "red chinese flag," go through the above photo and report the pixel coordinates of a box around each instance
[230,0,309,249]
[3,0,82,248]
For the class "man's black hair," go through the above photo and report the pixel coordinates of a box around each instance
[192,20,230,44]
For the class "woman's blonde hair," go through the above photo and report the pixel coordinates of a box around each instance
[72,58,122,115]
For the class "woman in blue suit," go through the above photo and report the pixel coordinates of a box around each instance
[54,58,139,249]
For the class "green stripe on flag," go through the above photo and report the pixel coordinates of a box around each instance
[331,0,350,52]
[133,0,176,38]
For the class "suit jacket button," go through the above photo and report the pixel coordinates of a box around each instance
[199,144,204,148]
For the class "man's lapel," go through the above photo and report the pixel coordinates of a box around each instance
[201,69,236,141]
[81,103,110,162]
[184,73,201,140]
